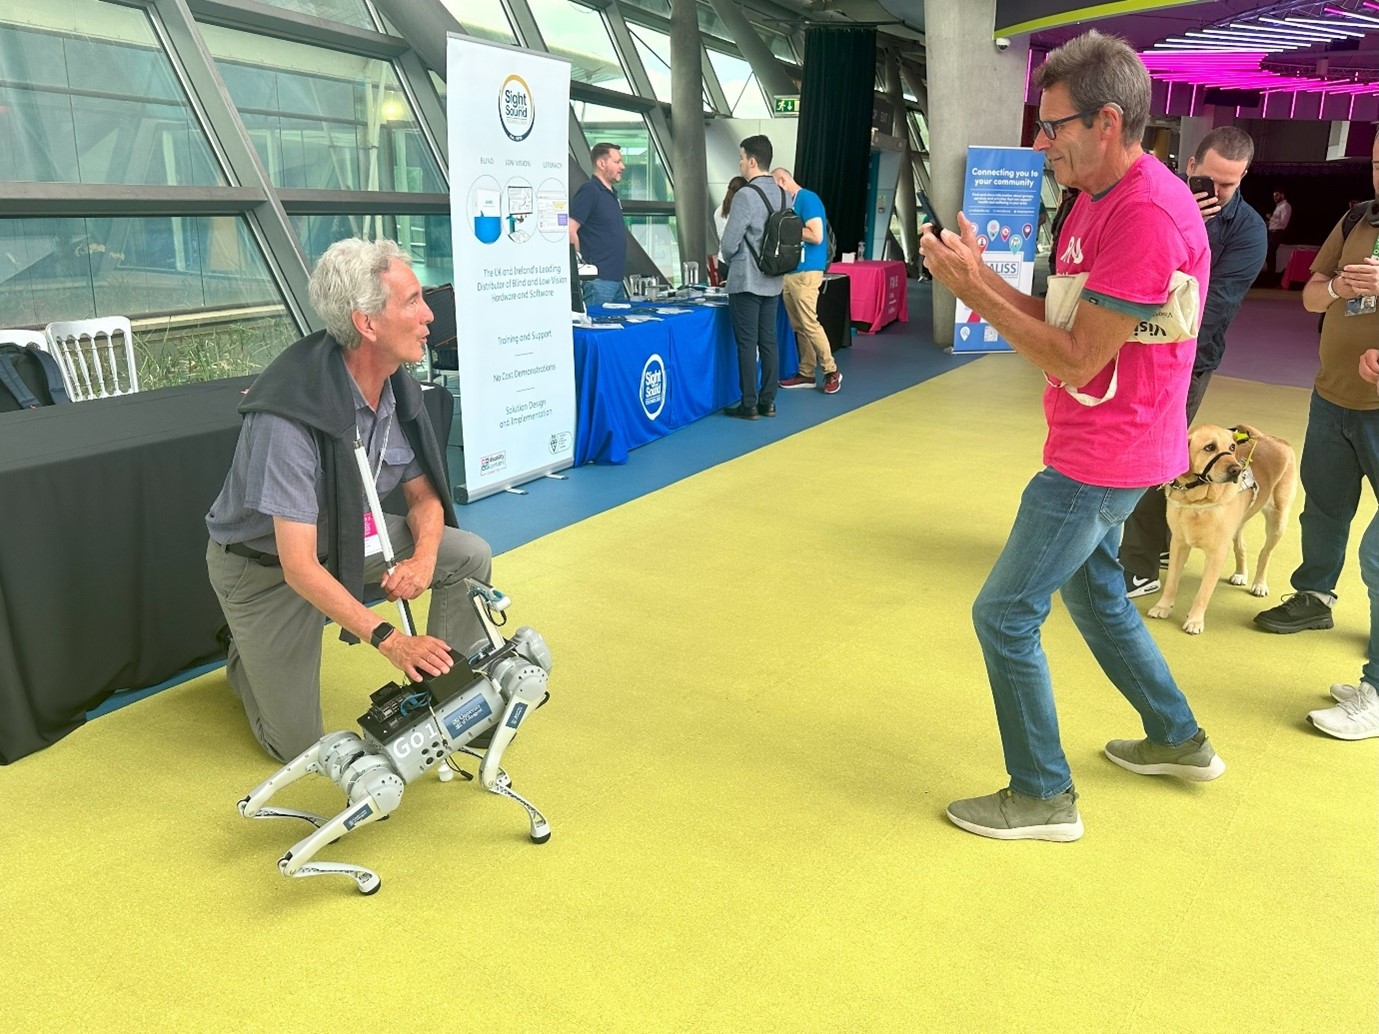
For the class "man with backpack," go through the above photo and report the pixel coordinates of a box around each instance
[719,134,800,420]
[773,167,841,395]
[1253,134,1379,638]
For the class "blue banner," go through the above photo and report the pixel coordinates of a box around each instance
[952,146,1045,354]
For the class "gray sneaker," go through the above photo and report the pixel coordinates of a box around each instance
[946,787,1083,842]
[1104,729,1226,781]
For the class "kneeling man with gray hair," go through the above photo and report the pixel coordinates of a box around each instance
[206,237,492,762]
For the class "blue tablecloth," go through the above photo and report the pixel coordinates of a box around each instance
[572,298,797,465]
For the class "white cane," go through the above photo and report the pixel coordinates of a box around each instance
[352,432,415,637]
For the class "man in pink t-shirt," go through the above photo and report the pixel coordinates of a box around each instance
[920,30,1225,842]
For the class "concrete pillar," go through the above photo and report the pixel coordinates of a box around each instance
[706,0,797,101]
[671,0,708,280]
[885,49,918,272]
[1177,114,1211,171]
[923,0,1030,347]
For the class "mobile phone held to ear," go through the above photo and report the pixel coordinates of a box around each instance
[917,189,945,236]
[1187,175,1215,199]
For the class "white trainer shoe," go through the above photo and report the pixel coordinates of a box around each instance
[1330,682,1359,703]
[1308,682,1379,740]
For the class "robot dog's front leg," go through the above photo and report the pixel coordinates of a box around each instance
[277,753,405,895]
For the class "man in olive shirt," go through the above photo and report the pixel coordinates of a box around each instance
[1255,135,1379,635]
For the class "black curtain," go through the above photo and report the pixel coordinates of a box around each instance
[795,26,877,257]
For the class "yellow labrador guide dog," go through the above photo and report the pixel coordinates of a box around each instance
[1147,423,1298,635]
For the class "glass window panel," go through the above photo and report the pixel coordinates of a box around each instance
[764,32,797,64]
[626,23,712,110]
[696,5,731,42]
[706,49,771,119]
[437,0,517,44]
[526,0,631,92]
[573,103,672,202]
[200,24,444,193]
[0,0,223,185]
[625,214,679,280]
[291,213,453,287]
[622,0,671,17]
[910,110,929,152]
[0,215,296,387]
[252,0,374,30]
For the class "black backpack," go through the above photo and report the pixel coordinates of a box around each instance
[0,343,71,413]
[744,183,804,277]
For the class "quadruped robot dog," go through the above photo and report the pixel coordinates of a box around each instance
[237,436,552,895]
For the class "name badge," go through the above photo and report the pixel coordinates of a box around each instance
[1346,295,1377,317]
[363,511,383,557]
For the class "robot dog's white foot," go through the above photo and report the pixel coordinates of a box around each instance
[280,858,381,895]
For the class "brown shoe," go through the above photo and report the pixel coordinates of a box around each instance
[779,373,815,389]
[823,370,842,394]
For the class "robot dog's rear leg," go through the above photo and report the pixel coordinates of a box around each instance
[237,732,368,827]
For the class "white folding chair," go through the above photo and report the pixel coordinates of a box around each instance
[44,317,139,401]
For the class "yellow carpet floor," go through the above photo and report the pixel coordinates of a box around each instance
[3,358,1376,1033]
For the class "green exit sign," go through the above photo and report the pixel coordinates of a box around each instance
[773,95,800,116]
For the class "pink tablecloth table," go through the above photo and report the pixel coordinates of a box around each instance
[1280,247,1320,290]
[827,259,908,333]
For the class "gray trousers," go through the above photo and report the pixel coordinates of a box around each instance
[207,516,492,762]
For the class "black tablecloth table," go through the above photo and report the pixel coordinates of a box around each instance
[817,272,852,353]
[0,378,453,765]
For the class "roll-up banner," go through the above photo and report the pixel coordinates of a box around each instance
[951,145,1044,354]
[447,34,576,502]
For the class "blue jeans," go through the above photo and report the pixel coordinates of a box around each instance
[1291,391,1379,599]
[582,278,626,307]
[973,468,1200,798]
[1360,511,1379,688]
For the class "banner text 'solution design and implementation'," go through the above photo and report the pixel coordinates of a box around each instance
[448,34,575,500]
[952,146,1044,354]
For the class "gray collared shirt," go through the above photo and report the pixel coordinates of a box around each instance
[206,375,422,554]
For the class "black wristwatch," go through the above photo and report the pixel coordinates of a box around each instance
[369,621,397,649]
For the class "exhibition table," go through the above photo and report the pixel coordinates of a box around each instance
[0,378,452,765]
[573,298,796,465]
[827,259,907,333]
[1280,247,1320,290]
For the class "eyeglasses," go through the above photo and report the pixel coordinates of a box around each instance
[1035,108,1101,140]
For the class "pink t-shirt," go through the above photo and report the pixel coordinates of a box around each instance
[1044,154,1210,487]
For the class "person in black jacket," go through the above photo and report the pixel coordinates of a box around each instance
[205,238,492,762]
[1120,127,1268,599]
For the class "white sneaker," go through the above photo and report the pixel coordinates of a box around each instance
[1308,682,1379,740]
[1330,682,1359,703]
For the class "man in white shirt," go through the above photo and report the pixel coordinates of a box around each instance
[1267,188,1292,285]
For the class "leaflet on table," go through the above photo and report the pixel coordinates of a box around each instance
[952,145,1044,354]
[447,34,576,501]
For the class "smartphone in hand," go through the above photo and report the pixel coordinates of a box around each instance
[1187,175,1215,199]
[917,189,945,236]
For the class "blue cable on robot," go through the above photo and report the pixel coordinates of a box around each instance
[237,436,552,896]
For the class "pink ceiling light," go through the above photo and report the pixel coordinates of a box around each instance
[1145,4,1379,101]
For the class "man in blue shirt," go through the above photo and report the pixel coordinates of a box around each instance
[773,167,840,394]
[1120,126,1268,598]
[569,142,627,307]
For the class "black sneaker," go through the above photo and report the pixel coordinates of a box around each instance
[1254,592,1335,634]
[757,401,776,417]
[1159,551,1171,569]
[722,403,759,421]
[1125,573,1161,599]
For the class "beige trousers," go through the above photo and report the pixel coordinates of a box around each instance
[781,269,835,376]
